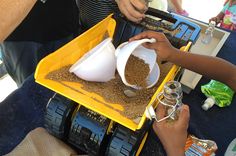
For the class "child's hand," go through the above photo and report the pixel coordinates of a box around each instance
[129,31,177,62]
[209,16,221,25]
[153,104,190,156]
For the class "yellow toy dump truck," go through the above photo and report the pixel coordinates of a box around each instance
[35,9,201,156]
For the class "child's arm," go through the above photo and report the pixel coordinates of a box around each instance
[168,49,236,91]
[129,31,236,91]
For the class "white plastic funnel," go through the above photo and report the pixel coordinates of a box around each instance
[69,38,116,82]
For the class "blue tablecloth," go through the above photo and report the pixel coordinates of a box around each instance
[0,32,235,155]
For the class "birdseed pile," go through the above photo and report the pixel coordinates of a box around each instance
[125,55,150,88]
[46,60,173,120]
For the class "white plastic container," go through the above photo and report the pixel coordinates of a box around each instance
[201,21,216,44]
[115,38,160,89]
[69,38,116,82]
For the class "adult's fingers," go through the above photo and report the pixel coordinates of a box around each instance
[117,0,145,22]
[130,0,148,13]
[119,5,142,22]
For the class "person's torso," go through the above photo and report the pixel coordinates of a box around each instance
[221,2,236,31]
[78,0,119,31]
[6,0,79,43]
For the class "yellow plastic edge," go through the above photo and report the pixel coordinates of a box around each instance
[136,132,149,156]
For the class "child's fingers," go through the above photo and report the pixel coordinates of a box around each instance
[176,105,190,127]
[142,42,155,49]
[155,102,166,120]
[129,31,165,42]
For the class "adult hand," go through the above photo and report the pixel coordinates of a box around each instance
[115,0,148,22]
[153,104,190,156]
[129,31,177,61]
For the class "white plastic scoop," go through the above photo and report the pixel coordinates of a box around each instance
[115,38,160,89]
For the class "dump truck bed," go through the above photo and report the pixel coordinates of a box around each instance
[35,14,192,131]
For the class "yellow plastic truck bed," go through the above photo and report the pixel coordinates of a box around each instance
[35,14,183,131]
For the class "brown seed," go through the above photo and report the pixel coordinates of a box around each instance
[125,55,150,88]
[45,60,173,120]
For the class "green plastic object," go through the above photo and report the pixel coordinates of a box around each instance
[201,80,234,111]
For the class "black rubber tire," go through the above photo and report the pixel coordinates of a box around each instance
[106,125,139,156]
[44,93,76,139]
[68,106,111,155]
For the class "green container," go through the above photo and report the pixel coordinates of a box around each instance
[201,80,234,111]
